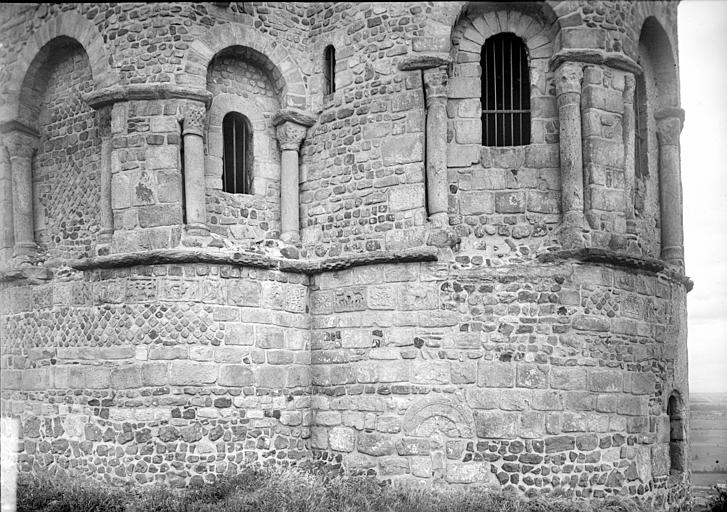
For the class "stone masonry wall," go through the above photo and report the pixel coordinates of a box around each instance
[33,41,101,260]
[205,49,282,241]
[0,2,689,510]
[307,260,686,507]
[300,2,430,257]
[0,263,311,486]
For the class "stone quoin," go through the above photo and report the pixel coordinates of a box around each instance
[0,2,691,510]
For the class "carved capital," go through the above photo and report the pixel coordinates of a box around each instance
[5,131,38,159]
[276,121,307,151]
[554,62,583,97]
[97,106,112,138]
[423,66,448,104]
[183,105,206,136]
[656,116,682,146]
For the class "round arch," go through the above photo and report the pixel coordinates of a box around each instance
[637,15,679,109]
[1,11,117,124]
[186,24,307,109]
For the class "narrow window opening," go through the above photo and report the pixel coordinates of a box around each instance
[324,45,336,95]
[481,33,530,147]
[179,119,187,223]
[222,112,253,194]
[667,394,686,474]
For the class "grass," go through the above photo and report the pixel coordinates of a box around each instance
[16,465,660,512]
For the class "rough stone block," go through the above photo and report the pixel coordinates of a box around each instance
[495,191,526,214]
[255,366,286,388]
[358,432,395,456]
[329,427,355,452]
[572,314,610,332]
[396,438,430,456]
[531,390,564,411]
[227,280,261,306]
[256,326,285,349]
[545,435,575,453]
[381,134,423,166]
[454,119,482,144]
[589,370,623,393]
[459,191,494,215]
[446,462,496,484]
[516,364,548,388]
[474,410,519,439]
[226,323,254,346]
[550,367,586,390]
[140,362,167,386]
[465,389,500,410]
[110,366,142,389]
[527,190,560,214]
[389,183,425,211]
[411,361,450,384]
[478,361,515,388]
[168,362,217,386]
[145,145,178,170]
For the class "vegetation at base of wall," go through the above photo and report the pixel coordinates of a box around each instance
[17,466,660,512]
[705,486,727,512]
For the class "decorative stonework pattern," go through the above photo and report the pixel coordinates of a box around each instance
[0,2,689,509]
[33,42,101,260]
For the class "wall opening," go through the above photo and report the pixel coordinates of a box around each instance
[222,112,253,194]
[667,393,686,474]
[324,45,336,95]
[481,33,530,147]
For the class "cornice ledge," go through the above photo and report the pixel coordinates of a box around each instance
[83,84,213,110]
[398,54,452,71]
[550,49,641,74]
[0,265,53,283]
[65,247,439,275]
[272,108,318,128]
[536,248,693,291]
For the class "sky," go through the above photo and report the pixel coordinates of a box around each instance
[679,0,727,393]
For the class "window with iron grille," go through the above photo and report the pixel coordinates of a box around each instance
[324,45,336,95]
[481,33,531,147]
[222,112,253,194]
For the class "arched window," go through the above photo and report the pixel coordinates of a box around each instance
[667,393,686,473]
[222,112,253,194]
[324,45,336,95]
[481,33,530,147]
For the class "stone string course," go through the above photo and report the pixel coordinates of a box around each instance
[0,2,689,511]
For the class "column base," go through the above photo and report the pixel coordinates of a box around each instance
[185,223,210,237]
[12,242,37,258]
[280,231,300,245]
[662,246,684,267]
[428,212,449,228]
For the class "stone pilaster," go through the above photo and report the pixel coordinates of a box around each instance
[5,128,39,259]
[0,142,13,263]
[182,104,209,235]
[97,107,114,251]
[555,62,586,249]
[622,74,636,234]
[656,109,685,267]
[423,65,449,227]
[275,120,307,244]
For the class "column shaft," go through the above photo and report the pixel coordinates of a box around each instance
[274,119,308,244]
[423,67,449,226]
[622,74,636,231]
[280,148,299,239]
[183,106,209,234]
[98,108,114,244]
[0,143,13,261]
[657,116,684,266]
[9,138,36,256]
[555,63,586,248]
